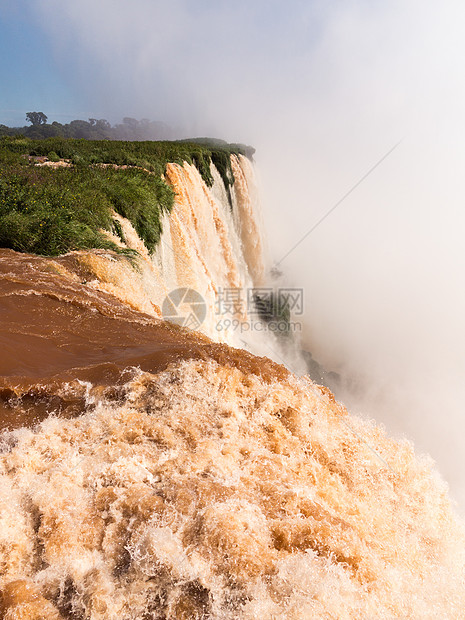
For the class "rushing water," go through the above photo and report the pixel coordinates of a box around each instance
[0,159,464,619]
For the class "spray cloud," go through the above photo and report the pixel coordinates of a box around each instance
[31,0,465,507]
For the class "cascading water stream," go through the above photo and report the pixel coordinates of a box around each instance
[0,154,464,619]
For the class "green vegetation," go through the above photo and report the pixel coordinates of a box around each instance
[25,112,48,127]
[47,151,60,163]
[0,136,253,257]
[0,114,173,141]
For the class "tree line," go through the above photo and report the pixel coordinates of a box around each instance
[0,113,174,141]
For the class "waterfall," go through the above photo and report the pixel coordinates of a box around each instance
[0,154,464,619]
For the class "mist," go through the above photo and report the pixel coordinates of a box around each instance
[32,0,465,508]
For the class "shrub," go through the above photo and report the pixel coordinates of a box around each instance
[0,136,251,257]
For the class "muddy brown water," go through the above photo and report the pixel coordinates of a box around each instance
[0,249,288,430]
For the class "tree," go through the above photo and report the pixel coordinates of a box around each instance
[123,117,139,129]
[95,119,110,130]
[26,112,48,126]
[68,120,92,139]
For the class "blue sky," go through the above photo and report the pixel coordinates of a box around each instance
[0,2,86,126]
[0,0,324,129]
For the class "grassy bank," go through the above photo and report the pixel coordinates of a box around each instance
[0,137,252,256]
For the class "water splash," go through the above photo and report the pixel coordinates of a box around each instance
[0,359,464,618]
[1,155,464,618]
